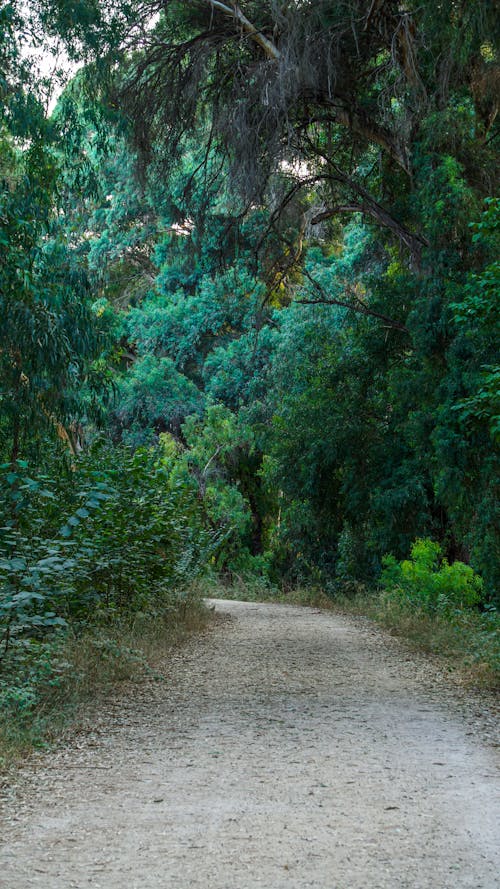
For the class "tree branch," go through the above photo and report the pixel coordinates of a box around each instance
[259,222,409,333]
[311,191,428,270]
[322,101,410,174]
[298,269,409,333]
[202,3,410,172]
[296,296,408,332]
[262,160,427,269]
[203,1,280,60]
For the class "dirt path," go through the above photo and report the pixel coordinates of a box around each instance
[1,600,499,889]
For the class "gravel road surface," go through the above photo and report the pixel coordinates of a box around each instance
[1,599,499,888]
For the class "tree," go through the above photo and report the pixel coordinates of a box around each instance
[17,0,498,599]
[0,12,109,464]
[116,1,497,272]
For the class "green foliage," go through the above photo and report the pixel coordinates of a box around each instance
[0,448,210,662]
[164,405,264,572]
[0,637,71,734]
[113,355,205,444]
[452,198,500,444]
[0,98,108,463]
[381,539,484,616]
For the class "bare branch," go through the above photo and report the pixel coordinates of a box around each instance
[296,296,408,333]
[298,268,409,334]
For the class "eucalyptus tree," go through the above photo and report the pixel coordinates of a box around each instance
[24,1,498,313]
[0,6,110,464]
[114,2,497,265]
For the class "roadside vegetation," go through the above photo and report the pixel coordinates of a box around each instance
[205,564,500,690]
[1,1,498,761]
[0,451,214,766]
[0,596,210,767]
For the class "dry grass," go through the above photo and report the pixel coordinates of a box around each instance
[0,598,213,770]
[332,593,500,691]
[66,601,211,693]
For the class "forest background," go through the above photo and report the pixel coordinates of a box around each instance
[1,0,499,756]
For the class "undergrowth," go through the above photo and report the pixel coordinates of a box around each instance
[198,572,333,608]
[351,594,500,689]
[0,595,211,769]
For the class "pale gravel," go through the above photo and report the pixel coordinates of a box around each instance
[1,599,499,889]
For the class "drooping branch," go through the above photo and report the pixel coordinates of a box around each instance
[126,248,158,278]
[294,103,410,174]
[364,0,385,32]
[260,164,427,269]
[320,102,410,174]
[199,2,410,173]
[289,132,426,266]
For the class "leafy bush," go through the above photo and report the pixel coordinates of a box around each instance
[0,447,211,660]
[381,538,483,615]
[0,447,215,761]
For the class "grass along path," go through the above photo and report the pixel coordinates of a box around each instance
[1,599,499,888]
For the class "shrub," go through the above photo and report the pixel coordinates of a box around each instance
[381,538,483,615]
[0,446,212,660]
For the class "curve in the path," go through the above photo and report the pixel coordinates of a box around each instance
[1,599,499,889]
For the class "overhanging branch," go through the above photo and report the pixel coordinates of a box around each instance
[322,102,410,174]
[201,2,410,173]
[311,193,428,270]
